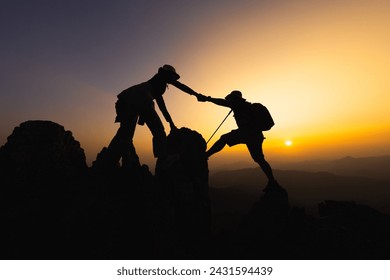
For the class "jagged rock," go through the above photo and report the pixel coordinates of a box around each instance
[214,187,390,259]
[157,127,211,257]
[228,185,290,259]
[159,127,209,195]
[0,120,87,181]
[92,146,122,170]
[0,120,87,259]
[314,200,390,259]
[2,121,389,260]
[76,165,179,259]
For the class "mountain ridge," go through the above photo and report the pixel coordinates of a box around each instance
[210,167,390,215]
[273,155,390,181]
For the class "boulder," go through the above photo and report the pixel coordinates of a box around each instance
[0,120,87,181]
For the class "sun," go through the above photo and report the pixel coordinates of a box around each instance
[285,140,293,146]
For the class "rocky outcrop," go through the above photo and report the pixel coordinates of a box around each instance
[0,120,88,259]
[1,120,389,260]
[0,122,211,259]
[157,127,211,257]
[0,120,87,181]
[315,200,390,259]
[213,192,390,259]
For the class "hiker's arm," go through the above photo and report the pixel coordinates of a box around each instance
[155,96,177,130]
[196,93,230,107]
[170,80,199,96]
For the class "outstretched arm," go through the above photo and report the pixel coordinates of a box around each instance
[169,80,199,96]
[196,93,230,108]
[155,96,177,130]
[170,80,230,108]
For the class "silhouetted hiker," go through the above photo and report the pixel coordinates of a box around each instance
[103,65,199,169]
[196,91,280,191]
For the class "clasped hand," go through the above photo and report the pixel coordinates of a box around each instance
[195,93,208,102]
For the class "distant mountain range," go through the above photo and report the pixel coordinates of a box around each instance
[210,165,390,218]
[274,155,390,181]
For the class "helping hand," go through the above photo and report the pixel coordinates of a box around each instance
[196,93,208,102]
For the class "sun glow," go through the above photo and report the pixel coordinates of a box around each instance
[285,140,293,147]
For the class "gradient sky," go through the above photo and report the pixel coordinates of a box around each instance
[1,0,389,169]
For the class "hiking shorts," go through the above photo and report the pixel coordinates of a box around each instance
[114,92,154,123]
[222,128,264,147]
[222,128,266,161]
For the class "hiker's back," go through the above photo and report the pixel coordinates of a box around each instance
[249,102,274,131]
[234,101,274,131]
[232,101,252,128]
[117,82,154,111]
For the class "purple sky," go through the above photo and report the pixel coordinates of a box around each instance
[2,1,389,167]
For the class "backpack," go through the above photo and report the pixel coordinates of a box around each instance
[249,103,275,131]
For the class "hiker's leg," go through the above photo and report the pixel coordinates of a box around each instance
[246,138,275,182]
[121,116,141,168]
[143,106,167,159]
[206,137,227,158]
[206,130,240,158]
[106,114,139,166]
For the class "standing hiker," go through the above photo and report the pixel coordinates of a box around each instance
[103,65,199,169]
[195,90,280,191]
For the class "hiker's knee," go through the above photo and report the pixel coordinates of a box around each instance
[219,134,231,145]
[116,125,132,139]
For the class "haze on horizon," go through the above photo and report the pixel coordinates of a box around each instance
[1,0,389,170]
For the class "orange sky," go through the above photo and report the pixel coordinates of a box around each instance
[1,1,389,169]
[162,1,390,168]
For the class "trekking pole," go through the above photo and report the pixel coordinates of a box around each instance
[206,109,233,144]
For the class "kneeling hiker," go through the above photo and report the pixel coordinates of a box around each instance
[196,91,279,191]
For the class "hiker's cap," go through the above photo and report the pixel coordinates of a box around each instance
[160,64,180,80]
[225,90,244,101]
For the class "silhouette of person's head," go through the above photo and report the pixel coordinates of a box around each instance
[225,90,245,104]
[149,65,180,97]
[158,64,180,83]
